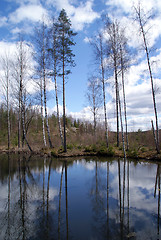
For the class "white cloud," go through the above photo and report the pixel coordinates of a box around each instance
[46,78,55,92]
[0,41,39,98]
[9,4,48,24]
[84,36,91,43]
[106,0,161,50]
[0,16,7,27]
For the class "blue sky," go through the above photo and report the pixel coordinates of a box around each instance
[0,0,161,131]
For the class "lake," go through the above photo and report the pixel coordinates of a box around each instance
[0,153,160,240]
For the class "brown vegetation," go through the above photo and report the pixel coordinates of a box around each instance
[0,105,160,160]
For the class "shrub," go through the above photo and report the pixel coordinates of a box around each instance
[84,144,97,153]
[97,145,115,157]
[67,144,73,150]
[127,148,138,158]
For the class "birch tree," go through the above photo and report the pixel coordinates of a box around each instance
[0,52,11,149]
[91,32,109,148]
[120,44,129,150]
[118,27,130,151]
[33,21,53,148]
[12,38,32,151]
[86,76,102,135]
[105,20,120,147]
[134,3,160,153]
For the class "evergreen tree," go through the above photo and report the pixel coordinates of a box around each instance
[57,9,77,152]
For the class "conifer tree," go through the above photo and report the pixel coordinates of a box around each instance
[57,9,77,152]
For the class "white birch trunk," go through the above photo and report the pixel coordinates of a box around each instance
[135,5,159,153]
[42,23,53,148]
[40,76,47,147]
[99,34,108,148]
[120,46,129,150]
[118,90,126,158]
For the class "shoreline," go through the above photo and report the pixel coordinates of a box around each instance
[0,147,161,162]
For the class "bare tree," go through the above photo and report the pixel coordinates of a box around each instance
[90,32,109,148]
[33,21,53,148]
[134,2,160,153]
[120,44,129,150]
[12,37,32,152]
[41,22,53,148]
[40,75,47,147]
[118,26,130,151]
[0,52,11,149]
[105,19,121,147]
[118,90,126,158]
[86,75,102,135]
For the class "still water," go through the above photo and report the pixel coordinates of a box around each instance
[0,154,161,240]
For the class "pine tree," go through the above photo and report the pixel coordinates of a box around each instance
[57,9,77,152]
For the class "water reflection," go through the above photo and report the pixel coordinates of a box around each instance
[0,154,161,240]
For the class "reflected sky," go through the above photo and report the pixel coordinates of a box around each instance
[0,154,160,240]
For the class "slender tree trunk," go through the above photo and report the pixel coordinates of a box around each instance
[157,165,160,238]
[136,6,159,153]
[18,87,21,149]
[65,161,68,239]
[40,77,47,147]
[7,153,11,238]
[54,61,63,147]
[122,157,126,223]
[58,165,64,239]
[151,120,159,153]
[107,161,109,238]
[63,53,67,152]
[46,159,52,239]
[120,46,129,150]
[114,56,119,147]
[93,109,96,136]
[21,102,32,152]
[112,23,119,147]
[118,91,126,158]
[19,42,32,152]
[5,64,11,150]
[127,157,130,234]
[154,165,159,198]
[93,94,96,136]
[43,67,53,148]
[100,35,108,148]
[143,31,159,152]
[7,79,10,150]
[42,23,53,149]
[118,159,122,222]
[53,25,64,147]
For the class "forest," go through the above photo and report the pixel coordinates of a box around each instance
[0,4,160,158]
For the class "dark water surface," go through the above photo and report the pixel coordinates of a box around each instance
[0,154,161,240]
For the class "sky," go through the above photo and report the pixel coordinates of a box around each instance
[0,0,161,132]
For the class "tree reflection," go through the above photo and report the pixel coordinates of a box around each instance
[89,159,108,239]
[7,153,11,240]
[154,164,161,239]
[2,155,161,239]
[107,161,109,239]
[65,161,69,240]
[58,164,64,239]
[46,159,52,239]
